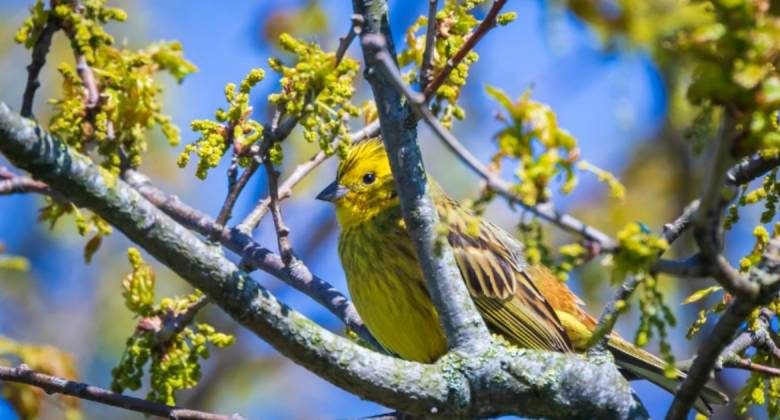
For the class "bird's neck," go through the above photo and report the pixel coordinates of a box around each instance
[336,195,402,231]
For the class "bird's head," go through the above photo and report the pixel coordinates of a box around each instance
[316,138,399,228]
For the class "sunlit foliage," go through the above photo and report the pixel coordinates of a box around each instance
[111,249,234,406]
[268,33,359,156]
[14,0,195,263]
[178,68,266,179]
[399,0,516,127]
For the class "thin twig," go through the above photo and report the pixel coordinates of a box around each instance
[723,358,780,376]
[422,0,507,98]
[264,159,294,265]
[214,157,257,228]
[56,1,100,113]
[369,39,618,249]
[0,364,242,420]
[419,0,438,93]
[661,200,700,244]
[20,19,58,118]
[75,55,99,110]
[652,255,710,278]
[0,176,53,197]
[237,152,324,233]
[336,14,364,66]
[0,166,63,200]
[588,276,641,351]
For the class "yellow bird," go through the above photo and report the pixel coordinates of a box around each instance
[317,138,727,415]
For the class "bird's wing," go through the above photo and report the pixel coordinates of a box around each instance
[439,198,572,352]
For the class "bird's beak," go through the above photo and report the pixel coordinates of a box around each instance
[316,181,348,202]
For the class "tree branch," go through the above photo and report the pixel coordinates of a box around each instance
[263,159,294,265]
[666,238,780,419]
[0,167,57,198]
[20,18,58,118]
[336,14,364,66]
[0,101,647,418]
[356,3,492,354]
[723,358,780,377]
[726,153,780,186]
[419,0,438,93]
[0,364,241,420]
[595,149,780,350]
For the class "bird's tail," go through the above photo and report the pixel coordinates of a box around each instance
[608,335,728,416]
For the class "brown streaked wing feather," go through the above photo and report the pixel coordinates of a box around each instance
[438,197,572,352]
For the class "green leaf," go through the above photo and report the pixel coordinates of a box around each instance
[682,286,722,305]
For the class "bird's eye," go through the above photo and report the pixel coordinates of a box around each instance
[362,172,376,185]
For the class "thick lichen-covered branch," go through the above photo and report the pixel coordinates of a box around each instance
[0,94,647,420]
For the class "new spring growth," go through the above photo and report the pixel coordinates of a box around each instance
[15,0,127,58]
[112,248,235,405]
[0,243,29,272]
[683,285,726,339]
[268,33,359,157]
[611,222,669,283]
[736,353,780,417]
[178,68,266,179]
[16,1,193,175]
[14,0,195,271]
[677,0,780,156]
[486,85,622,207]
[606,222,675,376]
[399,0,517,127]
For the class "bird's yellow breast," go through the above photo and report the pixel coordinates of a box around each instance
[338,207,447,363]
